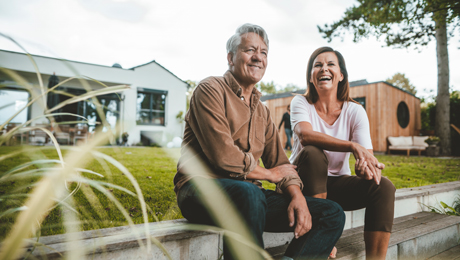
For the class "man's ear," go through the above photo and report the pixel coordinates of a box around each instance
[227,52,234,66]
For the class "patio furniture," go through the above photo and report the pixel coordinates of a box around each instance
[73,124,89,145]
[29,125,51,145]
[54,125,71,145]
[387,136,429,156]
[4,123,28,145]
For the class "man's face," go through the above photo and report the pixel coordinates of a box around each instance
[228,32,268,88]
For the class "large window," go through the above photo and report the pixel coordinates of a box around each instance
[47,87,120,132]
[0,88,30,125]
[136,89,167,125]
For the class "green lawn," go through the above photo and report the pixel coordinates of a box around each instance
[0,146,459,238]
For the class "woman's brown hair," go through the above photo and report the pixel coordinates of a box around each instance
[303,46,357,104]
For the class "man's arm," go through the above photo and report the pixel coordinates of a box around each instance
[259,107,303,193]
[187,82,257,177]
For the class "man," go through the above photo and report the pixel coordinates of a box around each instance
[174,23,345,260]
[279,104,293,150]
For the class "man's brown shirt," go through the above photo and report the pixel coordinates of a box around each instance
[174,71,303,194]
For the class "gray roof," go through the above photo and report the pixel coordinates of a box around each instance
[0,49,189,87]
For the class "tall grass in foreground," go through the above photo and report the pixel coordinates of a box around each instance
[0,35,271,260]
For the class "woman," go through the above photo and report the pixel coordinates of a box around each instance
[290,47,395,260]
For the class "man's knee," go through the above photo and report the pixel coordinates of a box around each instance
[321,200,346,229]
[308,197,345,229]
[225,181,267,214]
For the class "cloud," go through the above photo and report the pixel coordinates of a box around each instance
[77,0,147,23]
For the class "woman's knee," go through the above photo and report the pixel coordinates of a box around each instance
[294,146,329,196]
[375,177,396,200]
[295,145,328,165]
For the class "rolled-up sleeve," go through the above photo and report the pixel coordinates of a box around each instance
[187,82,257,177]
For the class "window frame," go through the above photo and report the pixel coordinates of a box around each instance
[0,86,32,125]
[136,88,168,126]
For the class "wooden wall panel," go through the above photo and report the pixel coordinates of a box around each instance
[264,82,421,153]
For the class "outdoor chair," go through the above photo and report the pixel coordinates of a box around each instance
[29,125,51,145]
[4,123,28,145]
[73,124,89,145]
[54,124,71,145]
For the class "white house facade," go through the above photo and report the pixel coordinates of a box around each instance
[0,49,189,146]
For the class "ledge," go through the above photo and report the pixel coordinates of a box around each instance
[26,181,460,259]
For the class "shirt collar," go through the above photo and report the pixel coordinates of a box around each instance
[224,70,262,102]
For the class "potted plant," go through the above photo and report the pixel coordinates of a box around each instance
[425,136,440,146]
[121,132,129,145]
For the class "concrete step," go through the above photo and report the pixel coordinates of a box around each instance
[270,212,460,260]
[23,182,460,259]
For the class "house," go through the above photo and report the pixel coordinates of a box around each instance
[0,49,189,146]
[261,80,421,153]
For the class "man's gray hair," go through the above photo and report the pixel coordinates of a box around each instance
[226,23,269,54]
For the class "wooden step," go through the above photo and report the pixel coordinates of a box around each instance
[270,212,460,260]
[428,244,460,260]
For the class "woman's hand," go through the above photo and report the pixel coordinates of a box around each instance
[353,145,385,185]
[266,164,298,183]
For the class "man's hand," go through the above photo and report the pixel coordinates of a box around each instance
[285,185,311,239]
[288,195,312,239]
[266,164,298,183]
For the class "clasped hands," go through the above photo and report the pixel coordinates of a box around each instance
[351,143,385,185]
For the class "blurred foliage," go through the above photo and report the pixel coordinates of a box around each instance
[421,90,460,155]
[0,147,182,239]
[386,72,417,95]
[255,81,301,95]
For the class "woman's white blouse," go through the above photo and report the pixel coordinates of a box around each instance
[289,95,373,176]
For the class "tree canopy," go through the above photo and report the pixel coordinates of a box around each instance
[318,0,459,48]
[386,73,417,95]
[256,81,301,95]
[318,0,459,155]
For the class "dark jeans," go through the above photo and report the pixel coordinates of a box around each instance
[285,129,293,150]
[177,178,345,260]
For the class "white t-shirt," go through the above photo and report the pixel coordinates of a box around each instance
[289,95,373,176]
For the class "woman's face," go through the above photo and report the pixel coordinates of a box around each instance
[310,52,344,93]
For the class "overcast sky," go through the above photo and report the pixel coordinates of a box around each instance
[1,0,459,101]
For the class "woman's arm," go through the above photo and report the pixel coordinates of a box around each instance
[294,121,384,184]
[294,121,369,156]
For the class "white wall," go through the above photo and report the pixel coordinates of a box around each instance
[0,50,188,145]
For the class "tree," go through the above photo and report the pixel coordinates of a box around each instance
[386,73,417,95]
[318,0,460,155]
[282,83,302,93]
[185,80,197,110]
[256,81,277,95]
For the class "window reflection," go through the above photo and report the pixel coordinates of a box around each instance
[0,89,29,125]
[47,87,120,132]
[136,91,166,125]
